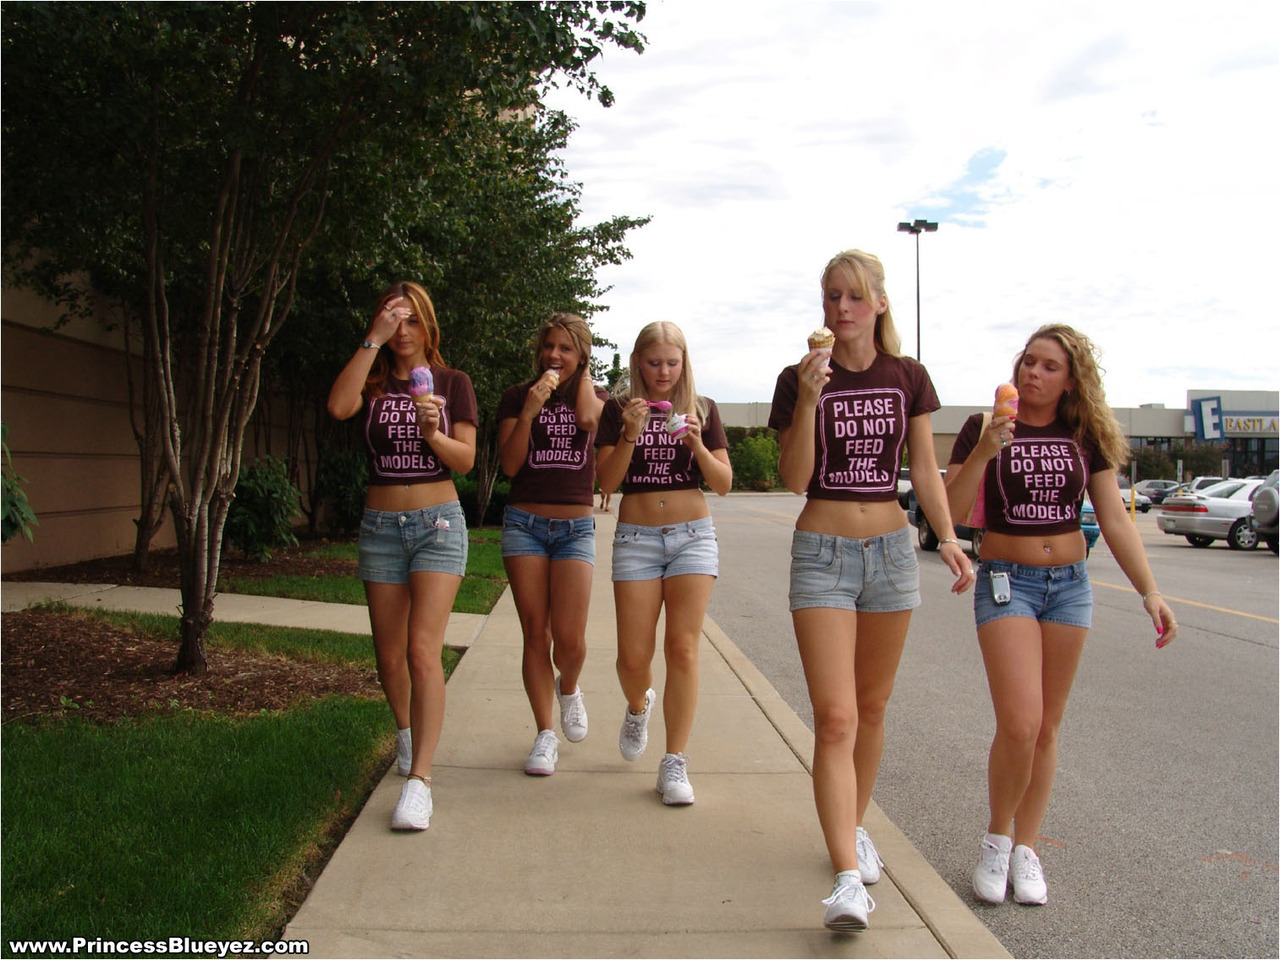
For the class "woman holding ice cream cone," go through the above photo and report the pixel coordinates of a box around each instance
[769,249,974,933]
[497,313,606,776]
[327,281,477,832]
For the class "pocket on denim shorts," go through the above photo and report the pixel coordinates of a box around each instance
[790,534,839,593]
[613,527,640,546]
[885,530,919,574]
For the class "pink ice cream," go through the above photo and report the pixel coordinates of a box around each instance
[409,366,434,399]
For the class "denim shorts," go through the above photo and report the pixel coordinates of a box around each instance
[611,518,719,581]
[973,560,1093,629]
[357,501,468,583]
[501,506,596,564]
[788,525,920,613]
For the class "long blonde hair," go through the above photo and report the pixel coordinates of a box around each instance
[1013,324,1131,470]
[617,321,709,421]
[821,250,903,357]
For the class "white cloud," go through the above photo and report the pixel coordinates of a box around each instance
[546,0,1280,409]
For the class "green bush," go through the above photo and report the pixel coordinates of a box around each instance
[730,431,781,492]
[224,456,301,561]
[455,473,509,527]
[1,422,38,544]
[314,447,368,536]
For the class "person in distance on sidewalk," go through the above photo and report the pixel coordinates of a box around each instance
[497,314,606,776]
[327,281,478,831]
[596,321,733,806]
[946,324,1177,906]
[770,250,973,932]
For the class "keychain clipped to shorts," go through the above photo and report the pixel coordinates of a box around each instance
[990,570,1012,605]
[433,516,451,531]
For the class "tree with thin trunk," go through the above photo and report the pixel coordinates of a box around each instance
[2,1,646,674]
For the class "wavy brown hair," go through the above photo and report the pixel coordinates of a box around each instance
[531,312,592,399]
[1012,324,1131,470]
[362,281,448,400]
[821,249,903,357]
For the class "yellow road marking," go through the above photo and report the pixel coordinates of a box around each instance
[1092,580,1279,624]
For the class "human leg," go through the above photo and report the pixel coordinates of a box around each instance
[548,557,593,708]
[1011,621,1087,850]
[505,554,555,732]
[659,573,714,755]
[403,570,463,780]
[614,578,662,711]
[364,581,412,729]
[794,606,860,874]
[851,610,910,824]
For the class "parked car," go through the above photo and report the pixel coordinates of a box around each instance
[1156,478,1266,549]
[1133,479,1180,504]
[1248,470,1278,554]
[908,484,1100,557]
[897,467,912,509]
[1117,486,1153,512]
[1175,475,1224,496]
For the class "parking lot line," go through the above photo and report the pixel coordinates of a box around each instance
[1092,579,1279,624]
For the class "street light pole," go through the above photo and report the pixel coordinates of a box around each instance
[896,219,938,361]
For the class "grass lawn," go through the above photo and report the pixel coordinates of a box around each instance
[0,531,504,949]
[220,528,505,613]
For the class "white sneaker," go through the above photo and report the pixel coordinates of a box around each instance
[972,832,1012,904]
[391,777,431,831]
[396,727,412,776]
[524,729,560,776]
[856,826,884,884]
[822,872,875,932]
[656,752,695,805]
[1010,844,1048,905]
[556,677,588,743]
[619,688,655,762]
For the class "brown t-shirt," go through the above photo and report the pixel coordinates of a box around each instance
[596,397,729,495]
[949,414,1109,535]
[498,383,608,505]
[768,352,940,501]
[363,367,477,486]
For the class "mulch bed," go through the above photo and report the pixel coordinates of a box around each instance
[2,539,382,726]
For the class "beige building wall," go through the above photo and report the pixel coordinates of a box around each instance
[2,286,302,574]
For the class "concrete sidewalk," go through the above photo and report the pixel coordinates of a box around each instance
[3,514,1008,958]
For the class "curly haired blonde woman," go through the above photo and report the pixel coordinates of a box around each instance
[946,324,1177,906]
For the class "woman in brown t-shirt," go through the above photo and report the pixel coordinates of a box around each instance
[947,324,1177,907]
[327,281,478,833]
[497,313,605,776]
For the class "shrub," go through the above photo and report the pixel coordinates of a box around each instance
[455,474,509,528]
[314,448,368,536]
[730,431,781,492]
[224,456,302,561]
[1,422,38,544]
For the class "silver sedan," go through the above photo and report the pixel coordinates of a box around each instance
[1157,478,1267,549]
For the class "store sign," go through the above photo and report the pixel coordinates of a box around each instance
[1192,396,1223,441]
[1222,415,1279,435]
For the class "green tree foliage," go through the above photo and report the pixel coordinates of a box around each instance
[223,456,302,562]
[2,1,646,674]
[729,430,781,492]
[1,423,38,544]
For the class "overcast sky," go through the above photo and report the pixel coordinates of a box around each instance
[542,0,1279,411]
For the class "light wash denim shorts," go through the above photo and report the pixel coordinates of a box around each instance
[611,517,719,581]
[357,501,468,583]
[788,525,920,613]
[501,506,596,564]
[973,560,1093,629]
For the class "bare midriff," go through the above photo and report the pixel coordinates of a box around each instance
[795,498,907,540]
[617,488,709,526]
[979,529,1087,566]
[365,480,460,513]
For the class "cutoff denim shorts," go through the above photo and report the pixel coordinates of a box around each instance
[973,559,1093,629]
[788,525,920,613]
[501,506,596,564]
[611,517,719,581]
[357,501,468,583]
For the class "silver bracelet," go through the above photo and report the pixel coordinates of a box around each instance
[939,537,960,546]
[1142,590,1161,602]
